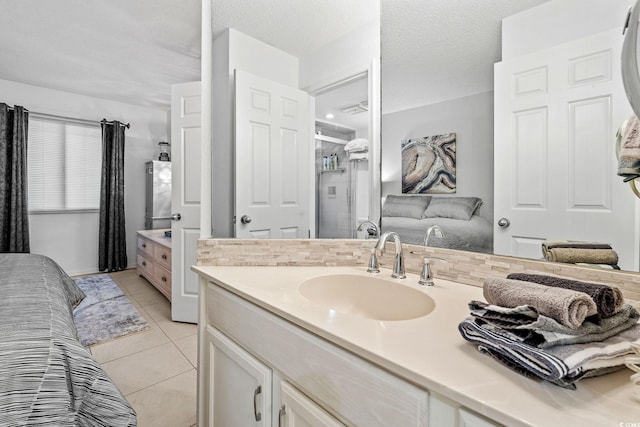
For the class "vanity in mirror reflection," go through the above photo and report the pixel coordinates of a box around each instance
[381,0,640,271]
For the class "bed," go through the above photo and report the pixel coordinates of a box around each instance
[380,195,493,253]
[0,254,136,426]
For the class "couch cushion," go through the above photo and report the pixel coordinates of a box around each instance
[423,197,482,220]
[382,195,431,219]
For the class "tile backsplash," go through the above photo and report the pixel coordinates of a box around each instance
[197,239,640,302]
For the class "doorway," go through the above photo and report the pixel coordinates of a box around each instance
[312,74,370,238]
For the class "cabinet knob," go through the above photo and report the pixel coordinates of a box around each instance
[162,254,167,260]
[253,385,262,421]
[161,276,167,282]
[142,243,146,248]
[142,261,146,266]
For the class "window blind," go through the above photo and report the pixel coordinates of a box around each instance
[27,117,102,212]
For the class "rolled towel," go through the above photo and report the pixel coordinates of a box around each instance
[541,240,611,258]
[483,277,597,329]
[616,115,640,181]
[545,247,619,266]
[507,273,623,318]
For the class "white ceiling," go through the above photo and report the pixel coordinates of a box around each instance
[382,0,551,114]
[0,1,551,113]
[0,0,201,110]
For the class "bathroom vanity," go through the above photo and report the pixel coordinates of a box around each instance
[193,264,638,427]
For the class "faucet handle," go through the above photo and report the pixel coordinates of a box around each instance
[418,257,447,286]
[366,248,380,273]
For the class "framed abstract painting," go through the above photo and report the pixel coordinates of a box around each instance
[401,133,456,194]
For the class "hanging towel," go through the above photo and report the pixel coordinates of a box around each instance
[506,273,623,318]
[483,277,597,329]
[469,300,639,349]
[458,317,640,388]
[344,138,369,153]
[348,151,368,161]
[616,115,640,181]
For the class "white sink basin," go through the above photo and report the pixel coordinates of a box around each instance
[299,273,435,321]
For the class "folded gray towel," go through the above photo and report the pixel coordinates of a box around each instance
[469,301,639,348]
[458,317,640,387]
[483,277,597,329]
[506,273,623,318]
[617,115,640,181]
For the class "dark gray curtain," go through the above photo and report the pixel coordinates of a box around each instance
[99,120,127,271]
[0,103,30,253]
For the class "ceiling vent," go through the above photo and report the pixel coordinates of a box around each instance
[340,101,368,115]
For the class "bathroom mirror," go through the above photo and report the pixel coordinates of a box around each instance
[211,0,380,240]
[381,0,640,271]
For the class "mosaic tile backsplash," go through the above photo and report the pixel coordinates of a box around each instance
[197,239,640,302]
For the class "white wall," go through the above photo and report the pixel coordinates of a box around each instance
[381,91,494,222]
[211,28,300,237]
[503,0,630,59]
[299,19,380,91]
[0,78,167,275]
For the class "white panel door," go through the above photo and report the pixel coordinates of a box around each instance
[234,69,310,239]
[204,326,272,427]
[170,81,201,323]
[494,29,638,270]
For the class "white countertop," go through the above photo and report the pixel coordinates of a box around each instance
[192,265,639,427]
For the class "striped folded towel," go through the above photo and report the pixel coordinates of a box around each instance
[469,301,639,349]
[458,317,640,388]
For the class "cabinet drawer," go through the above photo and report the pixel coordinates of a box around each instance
[137,254,153,277]
[137,237,154,257]
[153,244,171,269]
[153,264,172,299]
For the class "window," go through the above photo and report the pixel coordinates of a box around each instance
[27,116,102,212]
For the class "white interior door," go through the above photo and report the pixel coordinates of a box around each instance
[494,29,638,270]
[171,81,201,323]
[234,69,310,239]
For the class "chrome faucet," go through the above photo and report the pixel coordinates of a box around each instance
[375,231,405,279]
[419,257,447,286]
[357,220,379,239]
[424,225,444,246]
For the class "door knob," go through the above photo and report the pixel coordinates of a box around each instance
[171,213,182,221]
[497,217,510,228]
[241,215,252,224]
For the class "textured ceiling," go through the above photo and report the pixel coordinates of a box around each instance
[0,0,201,110]
[382,0,551,114]
[212,0,378,58]
[0,1,551,112]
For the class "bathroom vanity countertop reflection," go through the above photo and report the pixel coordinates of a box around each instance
[192,265,638,427]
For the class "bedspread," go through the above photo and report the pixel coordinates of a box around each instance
[0,254,136,426]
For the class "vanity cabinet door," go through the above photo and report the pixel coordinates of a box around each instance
[204,326,272,427]
[458,408,501,427]
[278,381,345,427]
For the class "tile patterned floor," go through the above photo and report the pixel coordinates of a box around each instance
[89,269,198,427]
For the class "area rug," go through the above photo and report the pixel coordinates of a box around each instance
[73,273,150,346]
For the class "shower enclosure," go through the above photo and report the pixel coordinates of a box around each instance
[315,122,369,238]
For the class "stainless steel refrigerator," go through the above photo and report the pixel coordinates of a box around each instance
[144,161,172,229]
